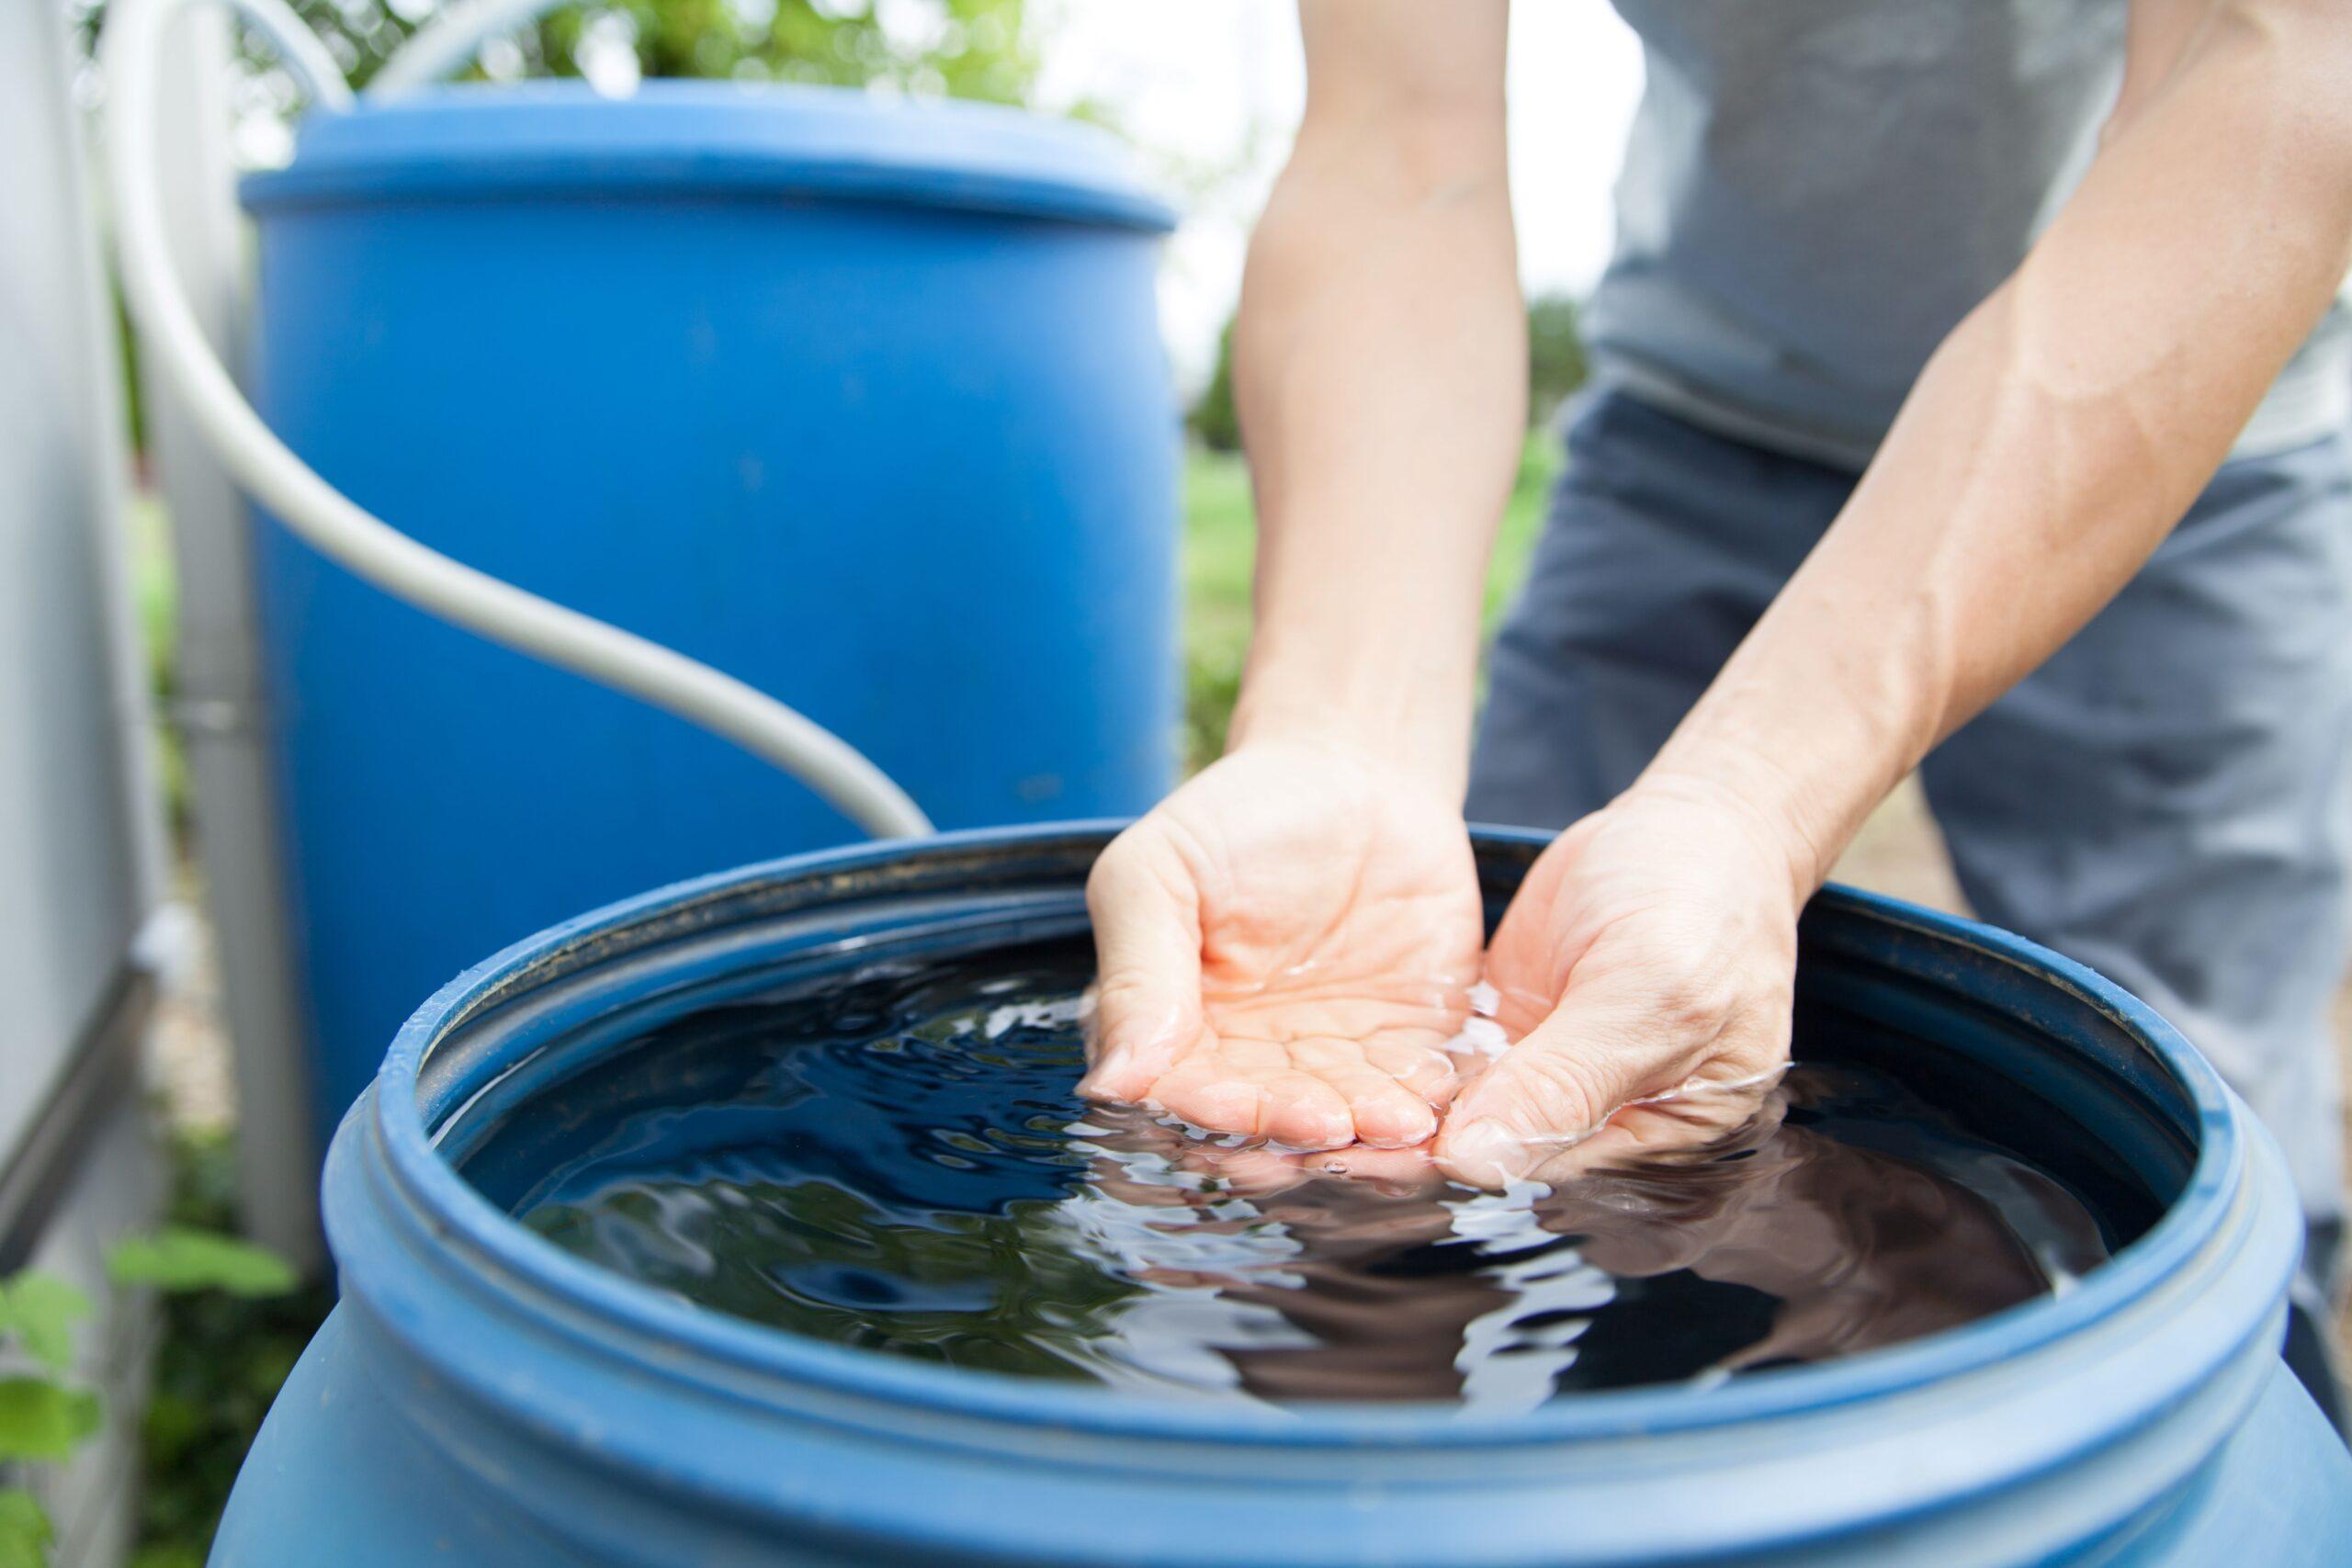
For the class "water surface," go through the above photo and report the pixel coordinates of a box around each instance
[458,936,2137,1409]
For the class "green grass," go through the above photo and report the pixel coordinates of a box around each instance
[1181,433,1560,767]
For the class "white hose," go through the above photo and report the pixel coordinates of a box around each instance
[200,0,355,109]
[368,0,562,96]
[103,0,934,840]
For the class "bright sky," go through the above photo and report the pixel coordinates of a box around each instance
[1035,1,1645,391]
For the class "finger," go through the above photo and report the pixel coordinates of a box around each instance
[1331,1062,1444,1148]
[1273,1036,1444,1148]
[1434,983,1688,1188]
[1151,1064,1355,1150]
[1363,1037,1463,1106]
[1261,1070,1360,1150]
[1079,836,1205,1103]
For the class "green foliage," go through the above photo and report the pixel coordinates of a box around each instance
[146,0,1048,98]
[1527,293,1588,424]
[125,1549,203,1568]
[108,1228,300,1299]
[1490,434,1561,624]
[1179,446,1255,768]
[132,1132,332,1568]
[0,1134,307,1568]
[0,1492,52,1568]
[1190,320,1240,454]
[0,1382,101,1465]
[0,1280,92,1377]
[525,0,1035,100]
[133,1280,321,1560]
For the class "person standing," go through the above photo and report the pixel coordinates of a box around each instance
[1080,1,2352,1422]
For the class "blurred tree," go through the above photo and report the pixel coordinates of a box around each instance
[1187,291,1589,450]
[1525,291,1587,425]
[1190,318,1240,454]
[74,0,1040,102]
[458,0,1033,102]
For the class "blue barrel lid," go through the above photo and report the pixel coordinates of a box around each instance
[242,80,1176,231]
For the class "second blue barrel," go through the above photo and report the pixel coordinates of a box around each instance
[238,82,1180,1143]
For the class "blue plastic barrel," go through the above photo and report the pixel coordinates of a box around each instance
[211,826,2352,1566]
[238,84,1179,1144]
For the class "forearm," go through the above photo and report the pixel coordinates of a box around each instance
[1650,0,2352,894]
[1227,6,1521,795]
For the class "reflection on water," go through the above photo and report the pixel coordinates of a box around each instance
[456,938,2123,1409]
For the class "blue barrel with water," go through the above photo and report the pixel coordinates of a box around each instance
[238,85,1178,1145]
[212,826,2352,1566]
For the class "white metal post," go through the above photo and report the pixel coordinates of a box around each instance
[138,7,325,1267]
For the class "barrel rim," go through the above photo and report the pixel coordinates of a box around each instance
[338,820,2269,1454]
[238,80,1178,231]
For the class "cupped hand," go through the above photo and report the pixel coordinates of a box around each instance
[1079,739,1485,1152]
[1435,777,1810,1186]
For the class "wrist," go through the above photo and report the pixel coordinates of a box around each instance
[1621,756,1837,913]
[1637,660,1924,902]
[1227,661,1472,804]
[1636,578,1947,901]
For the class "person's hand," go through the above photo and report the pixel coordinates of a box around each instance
[1080,739,1484,1151]
[1435,776,1811,1186]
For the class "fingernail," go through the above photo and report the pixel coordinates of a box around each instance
[1359,1101,1438,1150]
[1445,1118,1520,1183]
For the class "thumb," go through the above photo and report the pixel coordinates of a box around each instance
[1435,978,1678,1186]
[1078,837,1205,1104]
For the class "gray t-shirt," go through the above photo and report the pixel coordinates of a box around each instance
[1584,0,2350,469]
